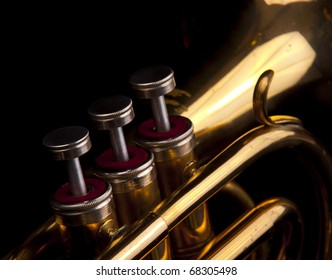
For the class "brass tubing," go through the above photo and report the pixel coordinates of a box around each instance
[197,198,303,260]
[99,212,169,260]
[168,31,319,165]
[98,123,332,260]
[5,217,65,260]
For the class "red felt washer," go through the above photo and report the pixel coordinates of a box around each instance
[95,146,149,171]
[137,115,189,140]
[53,178,107,204]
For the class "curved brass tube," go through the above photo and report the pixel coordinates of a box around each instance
[197,197,303,260]
[98,123,332,260]
[5,217,65,260]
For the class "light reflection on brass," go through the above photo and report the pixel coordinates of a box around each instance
[197,198,303,260]
[98,123,332,259]
[168,32,316,164]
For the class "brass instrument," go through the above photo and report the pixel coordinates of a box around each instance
[97,69,332,260]
[2,0,331,260]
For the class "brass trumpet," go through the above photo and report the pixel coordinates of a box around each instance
[5,66,332,259]
[96,69,332,260]
[2,0,332,260]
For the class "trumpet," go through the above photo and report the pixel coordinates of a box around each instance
[91,69,332,260]
[2,0,332,260]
